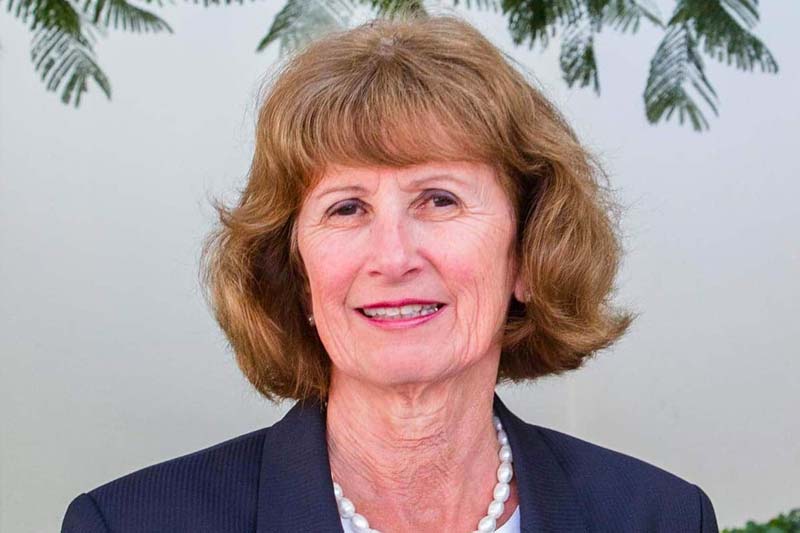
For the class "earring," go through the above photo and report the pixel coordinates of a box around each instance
[307,314,315,326]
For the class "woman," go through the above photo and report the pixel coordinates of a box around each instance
[62,14,719,533]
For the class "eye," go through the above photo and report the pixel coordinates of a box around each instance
[420,190,458,209]
[327,199,364,218]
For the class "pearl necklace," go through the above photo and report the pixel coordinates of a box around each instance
[332,413,514,533]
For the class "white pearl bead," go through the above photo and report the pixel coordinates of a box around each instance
[497,461,513,483]
[487,499,504,518]
[496,430,509,446]
[333,482,343,499]
[493,416,503,431]
[351,513,370,532]
[493,482,510,502]
[498,444,512,463]
[477,515,497,532]
[338,497,355,518]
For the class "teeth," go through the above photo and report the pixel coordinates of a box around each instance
[362,304,441,319]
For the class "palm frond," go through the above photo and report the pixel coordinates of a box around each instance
[599,0,662,33]
[31,23,111,106]
[720,0,758,28]
[7,0,166,106]
[560,21,599,93]
[673,0,777,73]
[644,0,778,131]
[502,0,583,50]
[555,1,661,96]
[256,0,356,55]
[644,23,717,131]
[452,0,500,11]
[87,0,172,33]
[358,0,426,18]
[184,0,250,7]
[7,0,83,34]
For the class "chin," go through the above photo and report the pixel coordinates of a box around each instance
[360,350,468,388]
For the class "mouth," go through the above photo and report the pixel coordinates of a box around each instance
[357,302,446,320]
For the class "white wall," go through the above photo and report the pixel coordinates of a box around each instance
[1,2,798,531]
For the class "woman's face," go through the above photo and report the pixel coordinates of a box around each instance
[296,160,523,388]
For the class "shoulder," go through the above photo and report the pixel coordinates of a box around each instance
[530,423,718,532]
[61,425,270,533]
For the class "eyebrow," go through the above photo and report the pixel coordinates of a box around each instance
[312,185,370,201]
[313,173,472,201]
[408,173,471,189]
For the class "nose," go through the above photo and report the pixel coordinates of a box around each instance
[366,209,423,281]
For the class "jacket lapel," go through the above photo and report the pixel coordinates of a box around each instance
[256,397,343,532]
[493,394,589,532]
[257,393,588,533]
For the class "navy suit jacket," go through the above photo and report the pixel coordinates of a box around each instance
[62,393,719,532]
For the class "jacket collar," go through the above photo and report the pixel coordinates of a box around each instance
[493,394,589,532]
[256,392,588,532]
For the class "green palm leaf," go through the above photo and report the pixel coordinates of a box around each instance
[257,0,356,54]
[7,0,111,106]
[452,0,499,10]
[644,23,717,131]
[599,0,662,33]
[644,0,777,130]
[557,1,661,94]
[360,0,426,18]
[502,0,583,49]
[185,0,251,8]
[560,21,599,92]
[7,0,82,34]
[3,0,780,127]
[6,0,168,106]
[88,0,171,33]
[31,24,111,106]
[676,0,777,73]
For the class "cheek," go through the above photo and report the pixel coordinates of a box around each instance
[302,232,364,306]
[426,220,514,291]
[427,221,514,345]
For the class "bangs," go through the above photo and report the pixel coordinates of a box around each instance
[306,100,493,184]
[261,30,509,193]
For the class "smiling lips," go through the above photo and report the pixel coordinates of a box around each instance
[357,299,446,322]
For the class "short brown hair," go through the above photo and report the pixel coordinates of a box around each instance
[201,14,635,402]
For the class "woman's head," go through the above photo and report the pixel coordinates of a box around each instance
[201,14,634,402]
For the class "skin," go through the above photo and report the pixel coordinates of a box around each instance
[296,160,525,532]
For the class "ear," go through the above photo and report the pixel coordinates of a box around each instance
[510,251,528,303]
[302,280,313,310]
[513,274,528,303]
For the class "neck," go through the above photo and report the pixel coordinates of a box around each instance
[325,354,518,532]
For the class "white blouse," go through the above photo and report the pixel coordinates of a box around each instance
[340,504,521,533]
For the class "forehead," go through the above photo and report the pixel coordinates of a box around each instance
[306,160,503,198]
[303,161,500,209]
[321,160,493,183]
